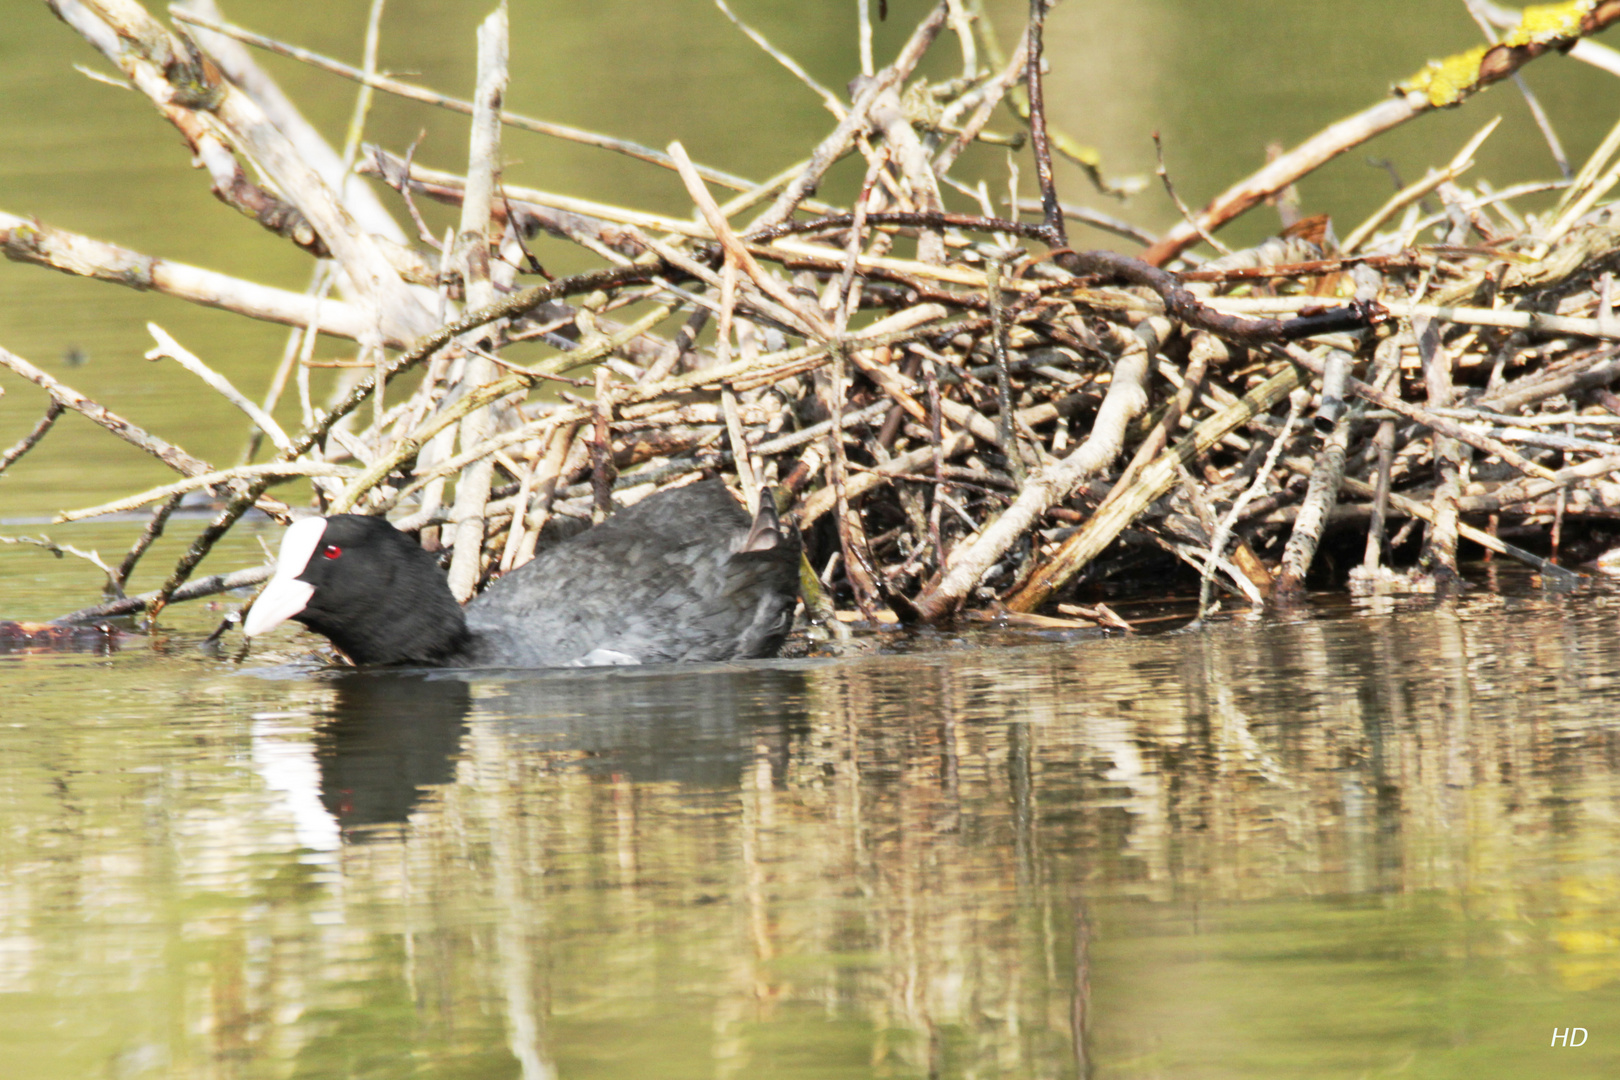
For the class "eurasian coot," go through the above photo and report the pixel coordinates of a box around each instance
[243,479,801,667]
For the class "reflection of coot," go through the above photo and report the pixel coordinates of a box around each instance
[474,664,813,788]
[314,663,813,840]
[318,673,471,835]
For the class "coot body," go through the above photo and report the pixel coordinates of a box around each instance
[244,480,800,668]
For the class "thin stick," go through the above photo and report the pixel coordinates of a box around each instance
[0,402,64,475]
[934,27,1030,174]
[1344,117,1501,253]
[1024,0,1065,243]
[746,0,952,234]
[1010,196,1157,246]
[926,355,946,569]
[591,364,616,523]
[112,492,184,593]
[146,323,294,453]
[1,533,120,592]
[497,440,543,574]
[1201,394,1303,617]
[56,462,358,522]
[445,3,509,602]
[827,342,878,619]
[1415,315,1462,581]
[857,0,875,76]
[713,0,843,116]
[722,385,760,512]
[169,6,772,196]
[52,565,272,625]
[986,259,1026,483]
[513,420,580,567]
[0,345,213,478]
[338,0,388,189]
[1360,335,1403,572]
[669,140,832,339]
[1461,0,1571,179]
[1154,132,1231,256]
[245,262,336,463]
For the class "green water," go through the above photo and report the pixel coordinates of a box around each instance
[4,2,1620,1076]
[3,584,1620,1078]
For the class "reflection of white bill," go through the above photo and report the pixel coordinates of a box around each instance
[251,714,340,854]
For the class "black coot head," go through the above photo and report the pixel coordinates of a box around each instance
[245,515,469,665]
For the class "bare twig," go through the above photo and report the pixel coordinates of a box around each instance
[168,5,781,198]
[53,565,272,625]
[145,324,294,453]
[1023,0,1064,244]
[0,401,64,476]
[112,492,184,593]
[446,4,509,602]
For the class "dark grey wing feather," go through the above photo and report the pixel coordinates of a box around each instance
[464,480,798,667]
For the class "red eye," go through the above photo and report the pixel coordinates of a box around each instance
[322,544,343,559]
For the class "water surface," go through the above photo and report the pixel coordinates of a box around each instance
[3,575,1619,1078]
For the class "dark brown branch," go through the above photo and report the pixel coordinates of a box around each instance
[1024,0,1065,244]
[754,210,1376,345]
[111,491,183,594]
[0,401,64,475]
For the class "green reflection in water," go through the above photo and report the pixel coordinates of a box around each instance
[1,580,1619,1077]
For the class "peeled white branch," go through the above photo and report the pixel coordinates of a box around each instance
[1,212,388,343]
[56,462,359,522]
[914,329,1152,619]
[49,0,432,341]
[446,4,510,601]
[145,324,294,453]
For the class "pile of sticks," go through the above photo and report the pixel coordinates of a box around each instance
[6,0,1620,638]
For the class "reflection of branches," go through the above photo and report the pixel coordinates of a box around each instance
[1073,902,1092,1080]
[7,602,1608,1070]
